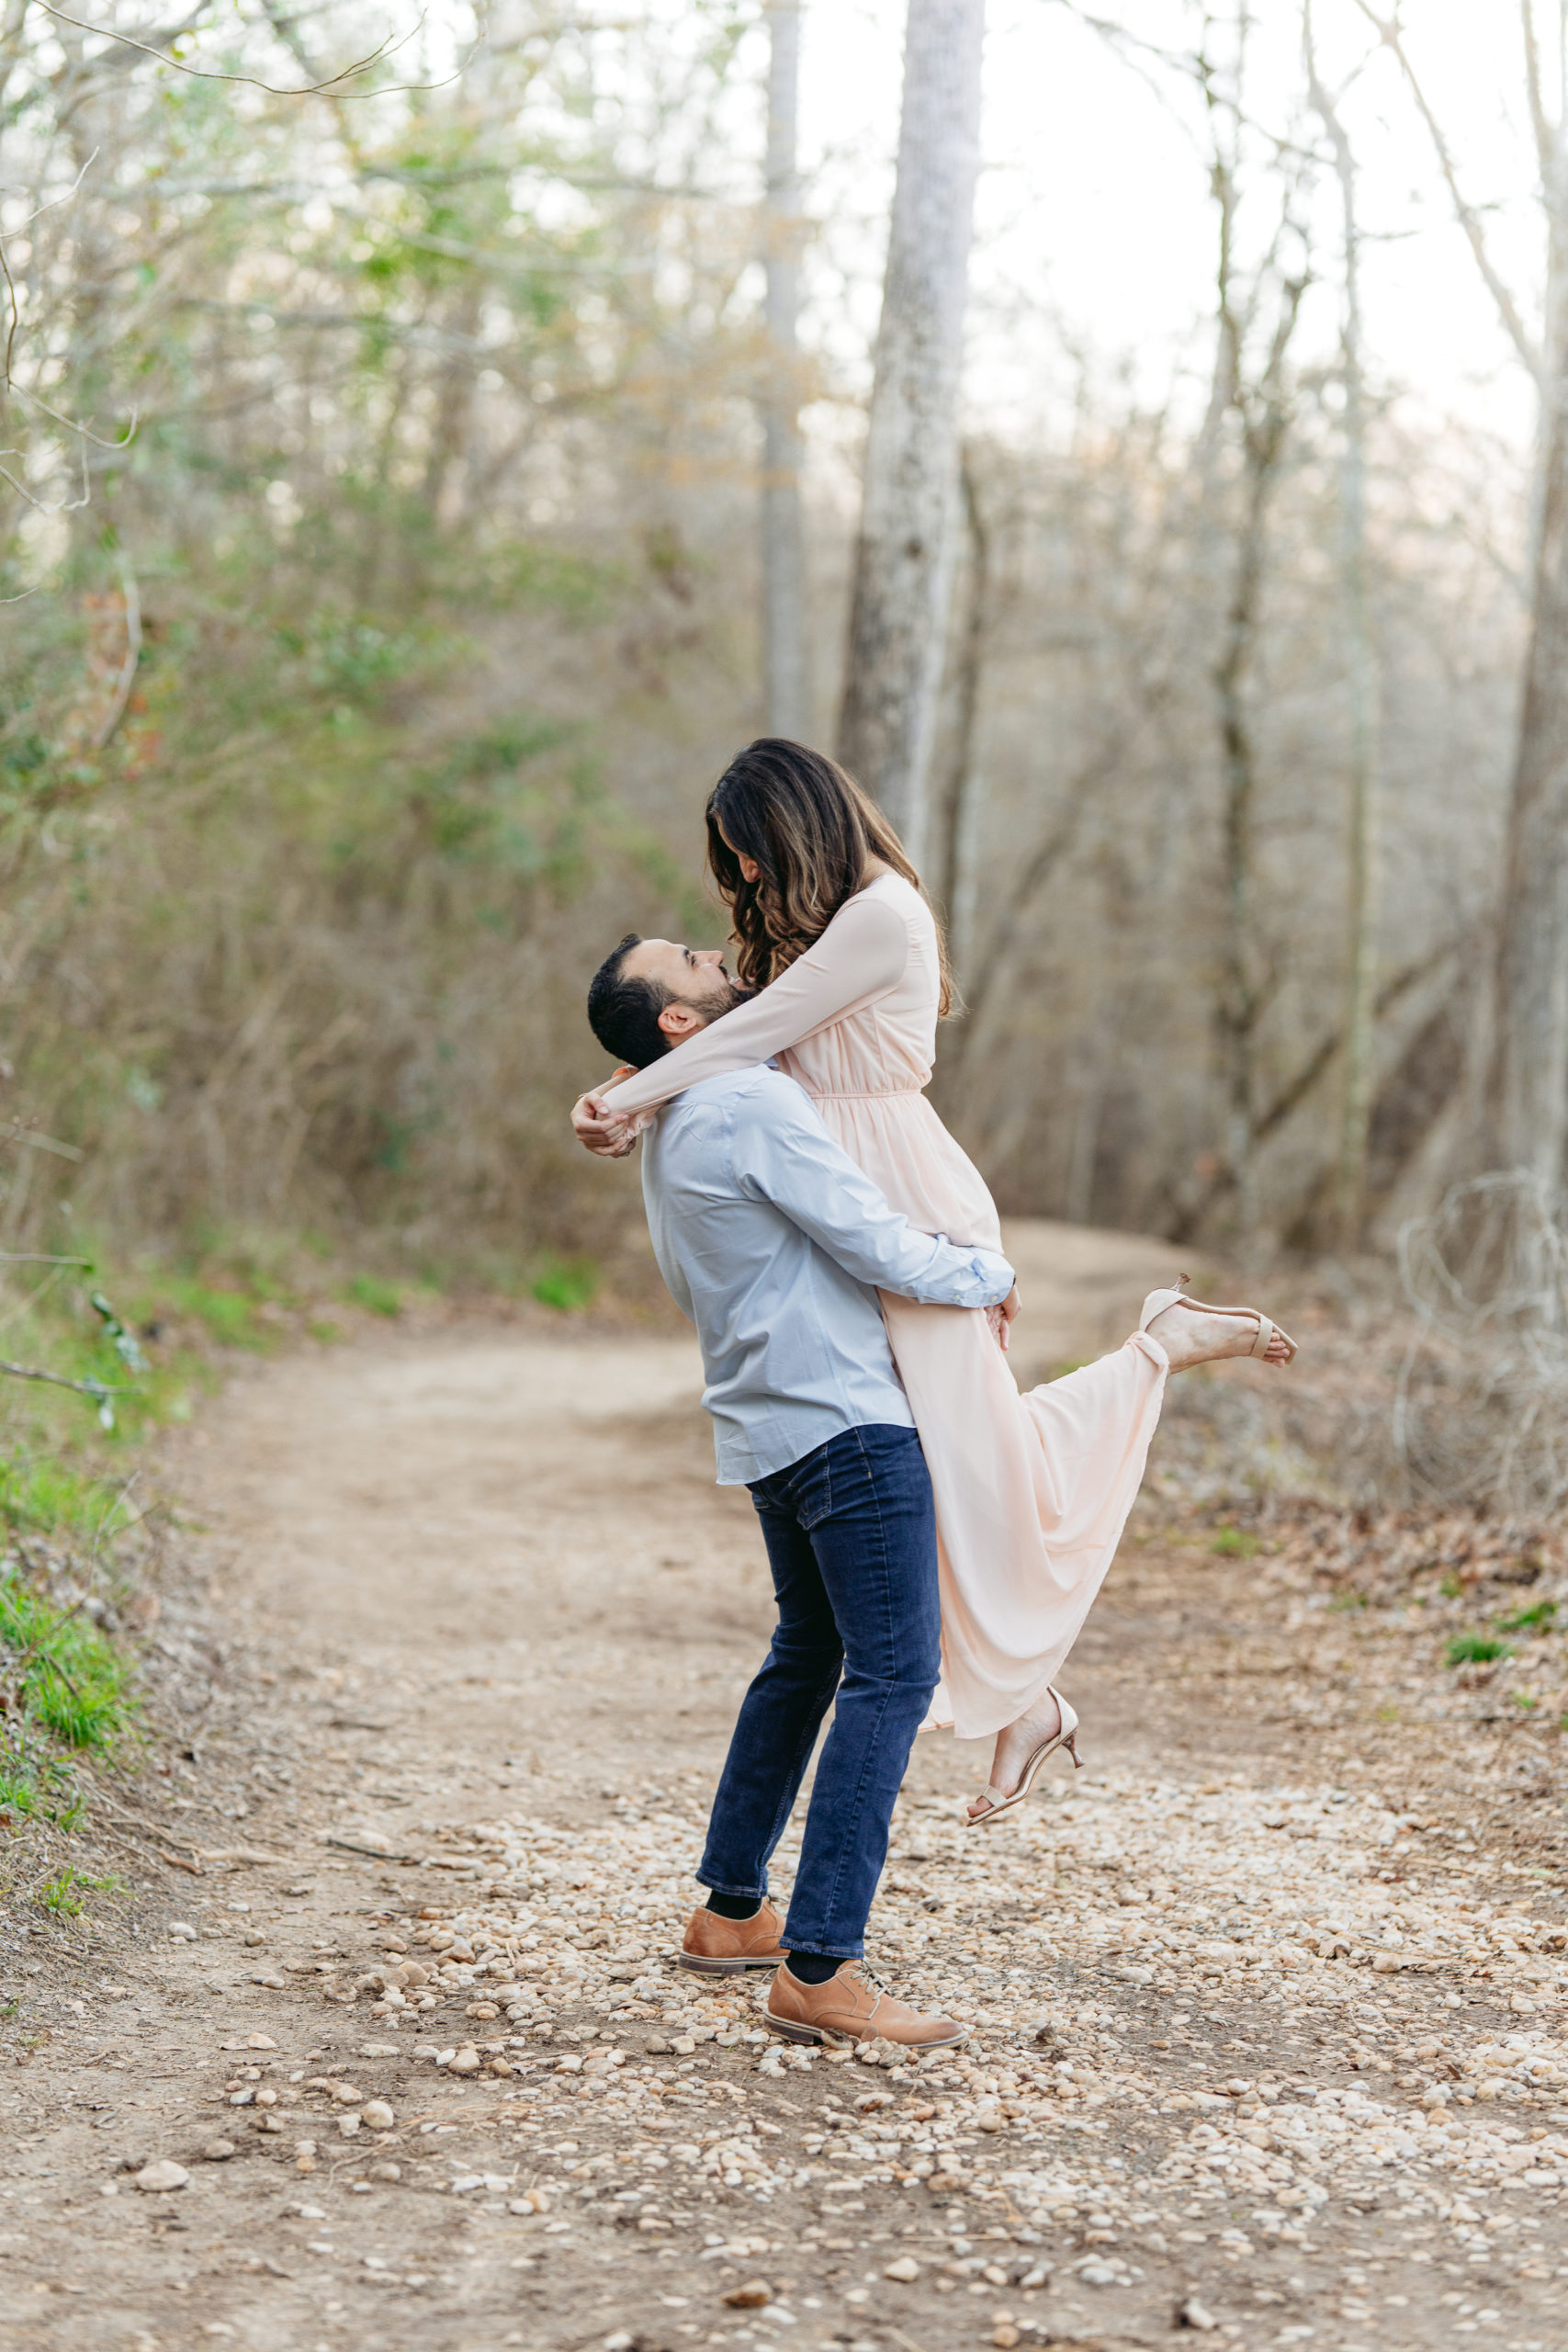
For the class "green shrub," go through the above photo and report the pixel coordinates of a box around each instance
[531,1255,598,1312]
[0,1573,133,1748]
[158,1277,268,1351]
[1446,1634,1514,1668]
[0,1456,127,1544]
[39,1865,121,1917]
[1498,1600,1557,1634]
[1210,1526,1260,1558]
[343,1274,402,1317]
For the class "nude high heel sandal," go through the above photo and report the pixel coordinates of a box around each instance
[1139,1272,1299,1365]
[966,1686,1081,1827]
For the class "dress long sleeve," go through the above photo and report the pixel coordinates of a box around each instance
[599,891,910,1120]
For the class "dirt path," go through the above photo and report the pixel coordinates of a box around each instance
[4,1222,1568,2352]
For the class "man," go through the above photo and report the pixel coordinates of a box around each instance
[585,931,1016,2050]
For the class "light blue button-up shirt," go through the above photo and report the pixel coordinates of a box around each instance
[641,1065,1014,1485]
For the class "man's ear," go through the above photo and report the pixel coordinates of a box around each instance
[658,1001,705,1043]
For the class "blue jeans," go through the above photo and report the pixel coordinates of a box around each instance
[696,1422,941,1960]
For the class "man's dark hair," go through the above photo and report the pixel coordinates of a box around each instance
[587,933,675,1069]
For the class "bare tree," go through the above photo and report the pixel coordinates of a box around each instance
[760,0,810,739]
[837,0,985,863]
[1200,29,1309,1247]
[1305,3,1381,1250]
[1360,3,1568,1193]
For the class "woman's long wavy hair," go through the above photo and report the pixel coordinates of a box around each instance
[705,740,954,1012]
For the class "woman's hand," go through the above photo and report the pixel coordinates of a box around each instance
[571,1076,646,1159]
[986,1284,1022,1352]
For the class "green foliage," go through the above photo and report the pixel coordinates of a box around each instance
[0,1571,133,1749]
[38,1865,121,1918]
[155,1277,271,1351]
[288,610,447,703]
[416,718,583,876]
[0,1745,49,1822]
[531,1255,599,1312]
[1209,1526,1260,1558]
[343,1274,402,1317]
[1438,1573,1465,1599]
[1498,1600,1557,1634]
[1445,1634,1514,1668]
[473,541,618,619]
[0,6,758,1291]
[90,1291,149,1374]
[0,1455,127,1545]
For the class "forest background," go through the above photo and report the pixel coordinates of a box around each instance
[0,0,1564,1560]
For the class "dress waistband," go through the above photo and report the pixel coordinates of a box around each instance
[804,1085,928,1102]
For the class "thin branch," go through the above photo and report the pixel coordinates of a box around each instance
[0,1359,123,1400]
[177,295,513,360]
[0,235,17,389]
[1,1124,85,1160]
[1169,939,1457,1239]
[1353,0,1544,381]
[0,145,99,222]
[1058,2,1322,171]
[1520,0,1555,187]
[91,553,141,751]
[955,723,1147,1056]
[11,382,138,451]
[0,1260,70,1335]
[152,163,728,200]
[0,147,99,391]
[29,0,416,96]
[0,433,92,514]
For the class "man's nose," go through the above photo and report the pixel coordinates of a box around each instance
[694,948,726,967]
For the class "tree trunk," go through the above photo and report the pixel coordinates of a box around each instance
[1212,364,1297,1251]
[1306,10,1382,1250]
[837,0,985,863]
[761,0,810,740]
[1333,200,1380,1250]
[1203,127,1303,1251]
[930,446,989,980]
[1487,243,1568,1187]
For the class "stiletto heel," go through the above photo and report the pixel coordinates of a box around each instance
[966,1686,1080,1826]
[1139,1271,1298,1366]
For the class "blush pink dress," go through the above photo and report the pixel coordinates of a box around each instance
[601,874,1168,1740]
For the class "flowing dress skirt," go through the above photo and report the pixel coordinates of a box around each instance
[807,1084,1167,1741]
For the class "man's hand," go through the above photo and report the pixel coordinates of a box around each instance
[571,1074,644,1159]
[987,1283,1021,1352]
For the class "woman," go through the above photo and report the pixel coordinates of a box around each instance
[571,741,1294,1822]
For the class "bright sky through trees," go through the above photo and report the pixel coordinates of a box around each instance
[797,0,1543,450]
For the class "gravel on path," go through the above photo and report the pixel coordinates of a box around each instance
[1,1224,1565,2352]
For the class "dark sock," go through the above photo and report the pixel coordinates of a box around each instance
[705,1891,761,1921]
[784,1951,841,1984]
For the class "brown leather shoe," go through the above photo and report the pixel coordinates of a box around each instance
[765,1959,966,2050]
[677,1899,788,1975]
